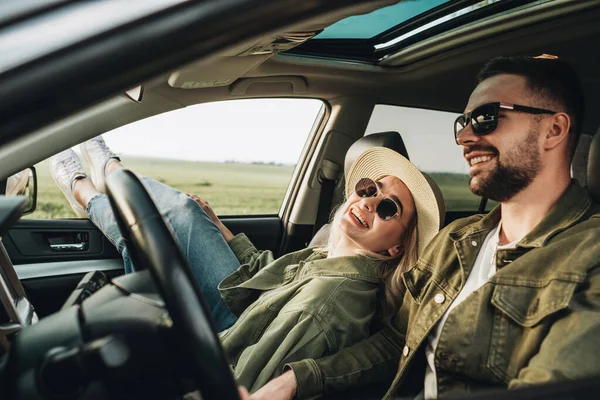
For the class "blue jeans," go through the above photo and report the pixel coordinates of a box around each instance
[86,177,239,331]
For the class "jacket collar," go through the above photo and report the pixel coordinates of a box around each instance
[301,252,382,283]
[449,181,593,248]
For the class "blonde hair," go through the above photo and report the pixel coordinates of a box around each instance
[316,199,419,316]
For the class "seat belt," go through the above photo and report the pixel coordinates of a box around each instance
[313,159,341,237]
[478,197,488,213]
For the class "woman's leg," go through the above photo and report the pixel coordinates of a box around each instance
[84,179,240,330]
[101,161,243,305]
[75,179,137,275]
[143,176,242,330]
[55,149,240,330]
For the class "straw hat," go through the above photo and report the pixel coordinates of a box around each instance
[345,147,445,256]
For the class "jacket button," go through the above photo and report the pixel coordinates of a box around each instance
[402,346,410,356]
[434,293,446,304]
[471,240,478,246]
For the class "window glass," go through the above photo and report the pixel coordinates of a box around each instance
[365,105,483,211]
[310,0,505,44]
[314,0,450,39]
[32,98,324,219]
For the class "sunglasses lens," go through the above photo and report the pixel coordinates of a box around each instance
[454,115,467,139]
[471,104,498,135]
[355,178,378,198]
[376,198,398,220]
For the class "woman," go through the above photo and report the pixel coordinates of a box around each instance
[50,136,444,392]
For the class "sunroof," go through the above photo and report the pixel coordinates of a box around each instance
[376,0,503,50]
[314,0,452,40]
[288,0,521,62]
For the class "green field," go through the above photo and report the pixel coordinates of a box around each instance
[29,157,482,219]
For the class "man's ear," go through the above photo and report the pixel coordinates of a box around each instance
[544,112,570,150]
[387,245,403,257]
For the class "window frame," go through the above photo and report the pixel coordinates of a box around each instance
[28,97,329,220]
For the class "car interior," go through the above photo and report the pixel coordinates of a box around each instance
[1,0,600,398]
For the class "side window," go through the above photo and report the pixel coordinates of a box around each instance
[365,105,486,211]
[32,99,324,219]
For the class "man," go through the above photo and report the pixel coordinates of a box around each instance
[247,55,600,399]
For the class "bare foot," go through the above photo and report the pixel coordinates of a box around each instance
[104,159,126,175]
[73,177,102,208]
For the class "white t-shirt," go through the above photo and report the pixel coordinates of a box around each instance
[423,223,518,399]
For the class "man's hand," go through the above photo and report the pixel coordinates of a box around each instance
[187,193,234,242]
[250,370,297,400]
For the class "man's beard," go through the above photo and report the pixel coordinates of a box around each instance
[468,130,541,202]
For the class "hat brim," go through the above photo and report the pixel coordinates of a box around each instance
[345,147,445,256]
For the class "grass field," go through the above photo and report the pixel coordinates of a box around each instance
[29,157,482,219]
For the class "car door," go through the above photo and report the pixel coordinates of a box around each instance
[3,98,327,318]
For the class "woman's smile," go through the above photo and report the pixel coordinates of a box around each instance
[350,207,369,228]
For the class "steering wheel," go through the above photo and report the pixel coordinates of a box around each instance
[105,169,240,400]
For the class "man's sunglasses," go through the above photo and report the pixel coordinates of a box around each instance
[454,102,556,142]
[354,178,403,222]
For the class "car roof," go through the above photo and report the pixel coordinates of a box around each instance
[0,0,599,177]
[140,0,600,132]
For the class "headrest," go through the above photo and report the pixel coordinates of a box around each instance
[587,128,600,203]
[344,131,409,178]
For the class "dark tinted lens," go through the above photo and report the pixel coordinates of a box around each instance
[471,104,498,135]
[376,198,398,220]
[355,178,378,198]
[454,115,467,139]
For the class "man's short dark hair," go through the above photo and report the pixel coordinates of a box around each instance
[476,55,585,159]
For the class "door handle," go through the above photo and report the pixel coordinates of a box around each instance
[49,242,88,251]
[47,232,90,252]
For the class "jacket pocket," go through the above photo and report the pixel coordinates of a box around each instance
[402,264,432,305]
[487,278,580,382]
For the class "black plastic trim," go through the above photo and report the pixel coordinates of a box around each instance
[221,216,283,256]
[21,269,122,318]
[5,219,120,264]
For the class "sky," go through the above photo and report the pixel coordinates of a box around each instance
[103,99,322,166]
[101,98,469,174]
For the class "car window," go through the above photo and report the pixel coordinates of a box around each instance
[32,98,324,219]
[365,104,487,211]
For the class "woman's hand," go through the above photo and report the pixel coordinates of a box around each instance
[187,193,235,242]
[238,387,251,400]
[249,370,298,400]
[187,194,220,224]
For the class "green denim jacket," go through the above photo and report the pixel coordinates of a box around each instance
[289,182,600,399]
[218,233,385,393]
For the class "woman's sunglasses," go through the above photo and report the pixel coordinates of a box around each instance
[354,178,403,221]
[454,102,556,143]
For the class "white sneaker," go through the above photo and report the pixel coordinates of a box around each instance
[49,149,88,218]
[79,136,120,193]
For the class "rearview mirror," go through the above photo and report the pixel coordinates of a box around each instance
[2,167,37,215]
